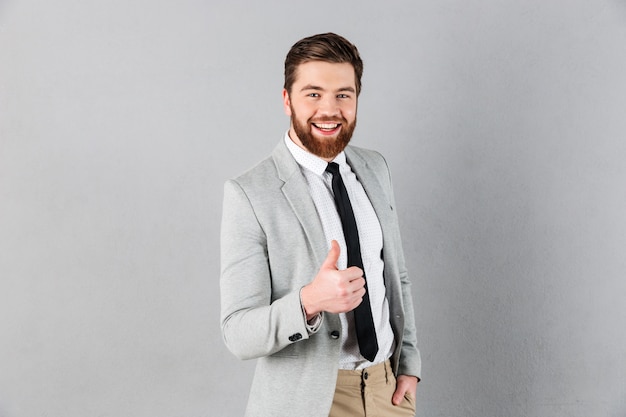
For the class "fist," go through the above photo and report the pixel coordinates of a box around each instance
[300,240,366,319]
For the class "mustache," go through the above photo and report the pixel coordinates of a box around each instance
[308,117,347,124]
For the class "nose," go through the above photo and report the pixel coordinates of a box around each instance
[317,96,340,118]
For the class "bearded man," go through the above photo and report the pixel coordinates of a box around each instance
[220,33,421,417]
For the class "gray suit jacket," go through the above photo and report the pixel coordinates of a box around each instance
[220,139,421,417]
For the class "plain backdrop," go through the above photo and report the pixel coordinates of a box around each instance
[1,1,625,416]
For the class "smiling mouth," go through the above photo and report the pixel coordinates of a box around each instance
[312,122,341,132]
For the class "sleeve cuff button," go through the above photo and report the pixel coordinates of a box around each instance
[288,333,303,342]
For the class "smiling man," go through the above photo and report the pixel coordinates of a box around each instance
[220,33,421,417]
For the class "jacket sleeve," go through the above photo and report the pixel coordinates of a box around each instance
[381,154,422,380]
[220,179,310,360]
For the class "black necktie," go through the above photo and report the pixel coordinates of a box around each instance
[326,162,379,362]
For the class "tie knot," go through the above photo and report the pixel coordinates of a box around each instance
[326,162,340,176]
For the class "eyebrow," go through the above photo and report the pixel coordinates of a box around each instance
[300,84,356,94]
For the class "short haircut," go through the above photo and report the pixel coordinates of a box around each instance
[284,33,363,96]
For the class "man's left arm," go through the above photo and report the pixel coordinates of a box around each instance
[378,152,422,399]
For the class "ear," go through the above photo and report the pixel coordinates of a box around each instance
[282,89,292,117]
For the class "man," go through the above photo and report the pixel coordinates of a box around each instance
[220,33,421,417]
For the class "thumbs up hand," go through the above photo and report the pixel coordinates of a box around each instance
[300,240,366,320]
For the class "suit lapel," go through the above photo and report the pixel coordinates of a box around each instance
[345,146,401,297]
[345,147,394,235]
[272,141,329,267]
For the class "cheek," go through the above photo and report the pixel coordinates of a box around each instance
[293,103,316,120]
[341,106,357,121]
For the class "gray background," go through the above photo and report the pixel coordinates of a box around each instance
[1,0,625,416]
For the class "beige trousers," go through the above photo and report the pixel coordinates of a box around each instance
[328,360,416,417]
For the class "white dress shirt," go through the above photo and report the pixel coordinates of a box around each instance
[285,133,395,370]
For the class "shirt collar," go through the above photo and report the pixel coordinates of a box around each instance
[284,131,347,176]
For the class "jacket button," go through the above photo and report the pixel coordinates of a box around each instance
[330,330,340,339]
[288,333,302,342]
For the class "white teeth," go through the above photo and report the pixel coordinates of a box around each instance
[314,123,339,129]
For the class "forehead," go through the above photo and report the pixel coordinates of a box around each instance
[293,61,356,89]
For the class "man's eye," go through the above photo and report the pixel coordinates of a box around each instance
[308,93,320,97]
[337,94,349,99]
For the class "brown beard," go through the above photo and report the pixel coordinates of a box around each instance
[290,105,357,159]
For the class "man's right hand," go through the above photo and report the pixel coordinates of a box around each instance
[300,240,366,320]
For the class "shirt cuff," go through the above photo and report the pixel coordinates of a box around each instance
[299,288,323,334]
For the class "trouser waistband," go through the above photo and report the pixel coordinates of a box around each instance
[336,360,393,387]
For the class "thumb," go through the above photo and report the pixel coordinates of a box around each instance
[392,388,404,405]
[321,240,340,270]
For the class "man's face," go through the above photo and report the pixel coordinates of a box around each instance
[283,61,358,161]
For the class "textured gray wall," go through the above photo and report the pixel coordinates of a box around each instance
[1,1,625,416]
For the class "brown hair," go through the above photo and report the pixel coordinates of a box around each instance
[284,33,363,96]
